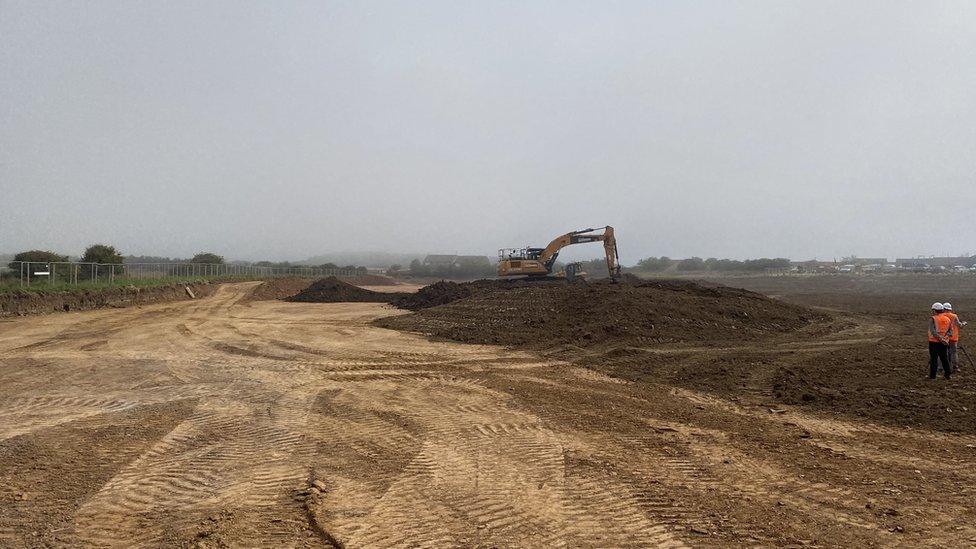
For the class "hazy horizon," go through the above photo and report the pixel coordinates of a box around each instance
[3,2,975,264]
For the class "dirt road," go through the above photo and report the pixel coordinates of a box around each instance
[1,282,974,547]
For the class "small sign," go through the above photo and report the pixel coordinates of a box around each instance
[33,271,50,276]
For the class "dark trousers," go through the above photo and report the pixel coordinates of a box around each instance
[929,341,951,378]
[948,341,958,368]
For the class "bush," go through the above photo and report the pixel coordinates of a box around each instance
[191,252,224,264]
[8,250,71,280]
[8,250,69,271]
[409,259,429,277]
[82,244,124,264]
[635,256,672,272]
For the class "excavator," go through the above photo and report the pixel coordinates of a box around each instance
[497,226,621,282]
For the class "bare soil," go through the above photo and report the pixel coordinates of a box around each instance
[383,275,976,436]
[243,277,316,302]
[1,278,974,547]
[0,282,215,317]
[392,280,475,310]
[380,277,823,349]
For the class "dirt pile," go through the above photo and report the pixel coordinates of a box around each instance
[378,278,824,350]
[393,281,474,310]
[245,278,316,302]
[286,277,407,303]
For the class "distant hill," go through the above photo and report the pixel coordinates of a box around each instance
[302,252,424,269]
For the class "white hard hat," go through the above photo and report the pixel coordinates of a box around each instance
[932,302,945,311]
[943,302,953,310]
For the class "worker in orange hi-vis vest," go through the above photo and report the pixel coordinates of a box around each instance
[928,303,952,379]
[943,303,967,370]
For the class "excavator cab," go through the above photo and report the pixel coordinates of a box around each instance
[499,247,544,261]
[564,262,587,282]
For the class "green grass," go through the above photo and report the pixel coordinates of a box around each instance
[0,276,250,295]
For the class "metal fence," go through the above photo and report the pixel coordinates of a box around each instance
[2,261,359,288]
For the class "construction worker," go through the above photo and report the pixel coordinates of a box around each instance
[943,303,967,370]
[928,302,952,379]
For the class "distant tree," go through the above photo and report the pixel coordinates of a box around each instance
[318,262,338,271]
[797,259,819,273]
[741,257,791,271]
[409,259,428,277]
[709,259,745,271]
[82,244,123,264]
[676,257,706,271]
[191,252,224,264]
[386,264,402,278]
[8,250,69,271]
[125,255,174,264]
[635,256,672,272]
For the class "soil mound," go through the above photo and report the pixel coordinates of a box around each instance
[377,278,824,351]
[393,281,473,310]
[286,277,405,303]
[245,278,316,302]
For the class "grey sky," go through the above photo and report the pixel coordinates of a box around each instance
[2,1,974,263]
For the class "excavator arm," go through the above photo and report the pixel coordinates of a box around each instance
[538,226,621,281]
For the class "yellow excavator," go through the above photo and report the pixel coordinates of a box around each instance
[497,226,621,282]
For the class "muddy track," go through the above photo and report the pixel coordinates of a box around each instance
[0,283,974,547]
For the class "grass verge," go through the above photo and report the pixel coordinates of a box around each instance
[0,276,247,295]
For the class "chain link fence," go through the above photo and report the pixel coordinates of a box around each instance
[2,261,358,288]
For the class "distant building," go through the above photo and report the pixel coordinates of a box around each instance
[846,257,887,266]
[895,256,976,269]
[790,260,840,273]
[423,254,461,268]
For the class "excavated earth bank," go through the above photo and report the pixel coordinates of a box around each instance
[377,277,825,349]
[0,282,216,317]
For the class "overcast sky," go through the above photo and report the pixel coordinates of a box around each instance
[2,1,975,263]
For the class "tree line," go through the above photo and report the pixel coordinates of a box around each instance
[402,258,495,279]
[7,245,226,270]
[4,245,369,281]
[632,256,791,273]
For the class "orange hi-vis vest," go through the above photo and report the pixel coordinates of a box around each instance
[929,313,952,343]
[946,311,961,342]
